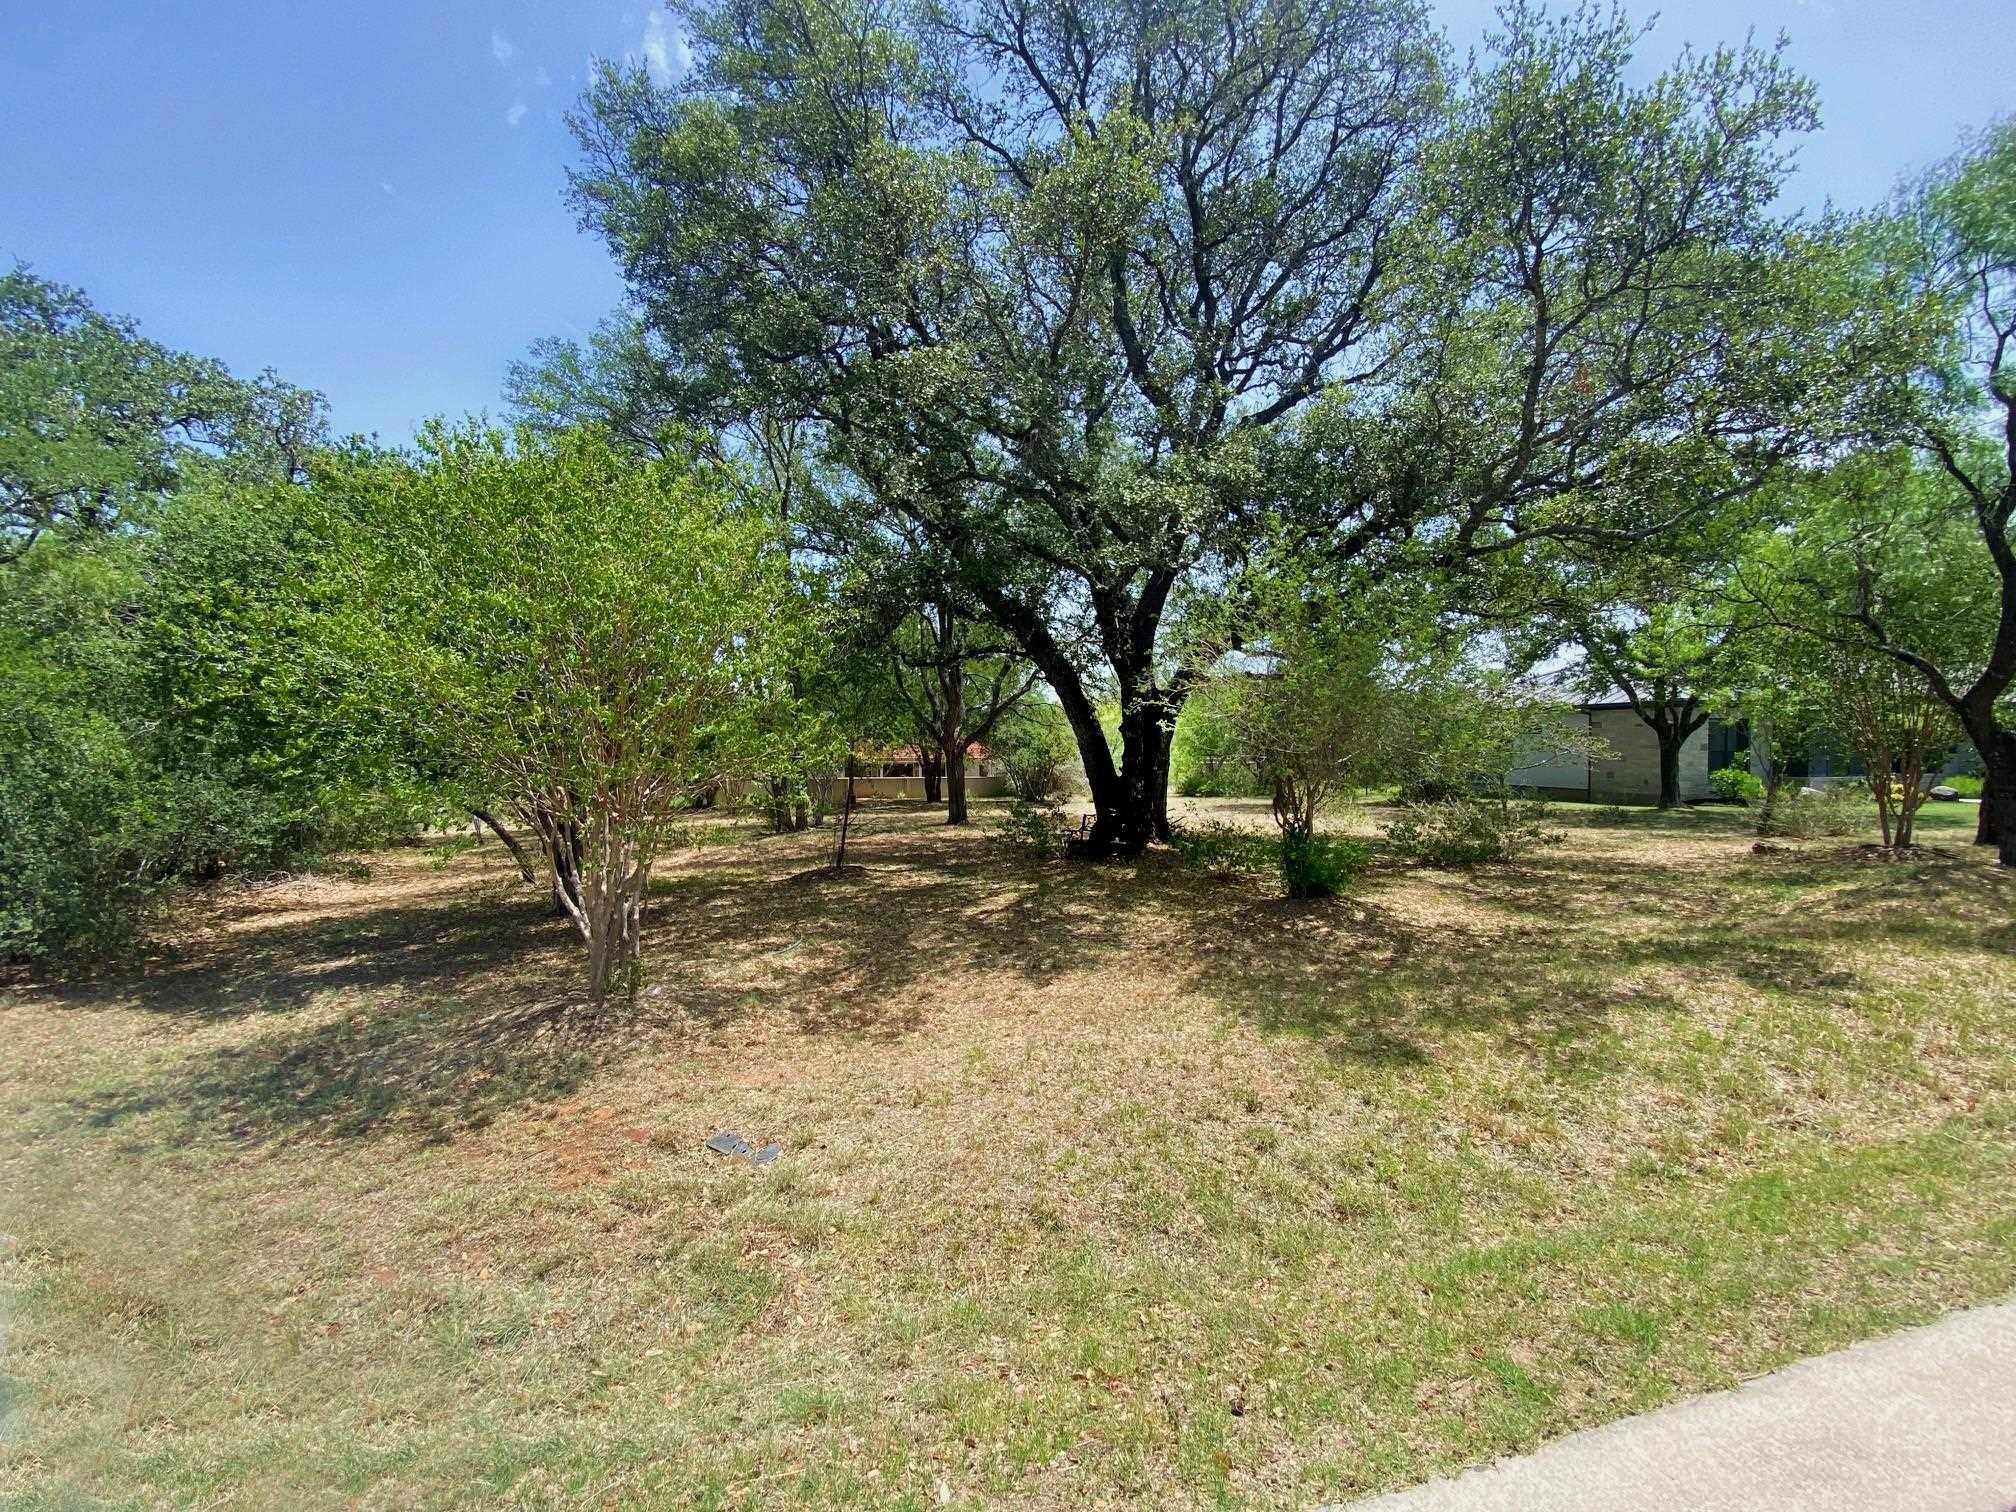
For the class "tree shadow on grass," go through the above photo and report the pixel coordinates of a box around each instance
[76,992,621,1149]
[52,819,1239,1148]
[41,807,2009,1151]
[1191,892,1685,1081]
[639,825,1208,1033]
[29,881,580,1024]
[1196,831,2012,1083]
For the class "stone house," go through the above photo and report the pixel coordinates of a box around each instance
[1509,689,1974,804]
[1508,693,1734,804]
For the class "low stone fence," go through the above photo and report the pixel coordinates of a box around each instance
[842,775,1010,801]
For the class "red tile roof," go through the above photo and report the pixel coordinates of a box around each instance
[883,742,989,762]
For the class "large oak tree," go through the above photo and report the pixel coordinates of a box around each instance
[569,0,1864,855]
[1873,122,2016,859]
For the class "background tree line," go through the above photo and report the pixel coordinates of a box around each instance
[6,1,2013,997]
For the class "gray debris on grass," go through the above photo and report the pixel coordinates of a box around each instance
[704,1130,781,1166]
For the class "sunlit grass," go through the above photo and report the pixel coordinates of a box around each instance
[2,797,2012,1507]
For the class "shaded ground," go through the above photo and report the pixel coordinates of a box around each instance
[1,797,2012,1508]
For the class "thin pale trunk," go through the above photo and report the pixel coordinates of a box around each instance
[1750,717,1776,793]
[831,757,858,869]
[1148,717,1174,842]
[1274,776,1320,900]
[1750,718,1784,834]
[1871,744,1896,849]
[579,811,649,1009]
[1895,746,1928,850]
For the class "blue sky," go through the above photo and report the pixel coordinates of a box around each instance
[2,1,2008,444]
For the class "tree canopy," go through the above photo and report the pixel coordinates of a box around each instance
[1,267,325,561]
[567,0,1880,855]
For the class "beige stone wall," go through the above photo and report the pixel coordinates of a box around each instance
[1587,708,1711,804]
[845,775,1009,800]
[718,774,1008,803]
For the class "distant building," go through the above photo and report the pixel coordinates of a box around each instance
[1509,689,1972,803]
[1509,692,1730,804]
[868,742,993,778]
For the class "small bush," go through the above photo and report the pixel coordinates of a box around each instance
[1383,797,1562,867]
[1174,764,1260,798]
[1168,820,1274,876]
[1767,786,1868,839]
[996,734,1072,801]
[1397,775,1467,805]
[1708,764,1763,802]
[992,796,1068,859]
[1170,819,1368,898]
[1944,773,1984,799]
[1279,830,1371,899]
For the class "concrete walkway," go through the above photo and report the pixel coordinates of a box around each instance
[1338,1301,2016,1512]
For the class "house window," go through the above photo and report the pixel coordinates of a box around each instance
[1708,719,1749,772]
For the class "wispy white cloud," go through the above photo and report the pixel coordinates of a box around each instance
[633,9,688,85]
[490,27,516,64]
[506,101,528,128]
[380,179,395,196]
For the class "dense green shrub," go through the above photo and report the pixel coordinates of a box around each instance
[1768,786,1869,838]
[1170,820,1368,899]
[0,696,158,960]
[1279,830,1371,899]
[991,703,1076,801]
[1168,820,1274,876]
[1396,776,1468,805]
[1383,797,1562,867]
[0,484,437,963]
[1945,773,1985,798]
[1170,686,1262,797]
[992,796,1069,859]
[1708,763,1764,802]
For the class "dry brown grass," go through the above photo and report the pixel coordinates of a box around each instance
[2,797,2013,1508]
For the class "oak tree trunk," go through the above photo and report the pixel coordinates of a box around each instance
[937,658,966,823]
[1973,732,2013,854]
[944,741,968,825]
[962,586,1176,859]
[1656,730,1684,810]
[1977,739,2016,867]
[1089,695,1179,856]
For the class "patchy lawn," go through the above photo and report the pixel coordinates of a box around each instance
[2,798,2013,1509]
